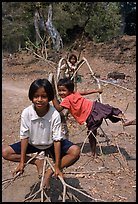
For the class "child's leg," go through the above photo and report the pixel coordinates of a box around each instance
[123,118,136,126]
[2,144,44,177]
[114,113,136,126]
[2,145,22,162]
[88,130,97,156]
[43,144,80,188]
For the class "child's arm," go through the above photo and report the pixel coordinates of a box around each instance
[52,97,64,112]
[13,138,28,175]
[79,88,103,96]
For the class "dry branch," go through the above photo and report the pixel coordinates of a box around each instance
[81,130,103,155]
[2,152,39,190]
[23,153,106,202]
[99,79,135,93]
[45,155,106,202]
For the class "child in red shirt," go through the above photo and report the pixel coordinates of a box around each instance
[52,77,135,156]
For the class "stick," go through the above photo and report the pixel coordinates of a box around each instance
[81,130,103,156]
[99,79,135,93]
[82,57,109,126]
[83,57,102,103]
[124,103,129,113]
[57,57,66,81]
[91,131,103,155]
[80,131,91,153]
[2,152,39,190]
[116,142,128,170]
[64,170,111,175]
[71,60,85,80]
[23,155,51,202]
[40,155,47,202]
[99,127,110,145]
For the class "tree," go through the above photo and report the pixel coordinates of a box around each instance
[120,2,136,35]
[2,2,35,52]
[2,2,135,53]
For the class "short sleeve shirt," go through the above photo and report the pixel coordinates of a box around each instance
[60,92,93,125]
[20,104,63,149]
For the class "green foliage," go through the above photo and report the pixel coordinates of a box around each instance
[51,2,122,43]
[120,2,136,35]
[85,2,121,42]
[2,2,135,53]
[52,2,95,41]
[2,2,36,52]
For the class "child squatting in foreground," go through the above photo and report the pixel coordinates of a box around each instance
[52,77,135,156]
[2,78,80,189]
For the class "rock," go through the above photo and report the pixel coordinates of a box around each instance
[107,71,125,80]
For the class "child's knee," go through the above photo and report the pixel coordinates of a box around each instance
[2,146,12,160]
[2,147,8,159]
[70,145,80,158]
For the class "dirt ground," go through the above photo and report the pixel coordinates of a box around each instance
[2,35,136,202]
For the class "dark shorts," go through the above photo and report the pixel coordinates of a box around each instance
[10,139,74,161]
[86,101,122,132]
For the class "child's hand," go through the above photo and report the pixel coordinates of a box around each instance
[13,162,25,176]
[98,88,103,94]
[54,166,63,179]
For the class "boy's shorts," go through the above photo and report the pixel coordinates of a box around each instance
[10,139,74,160]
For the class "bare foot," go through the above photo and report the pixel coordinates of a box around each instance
[118,113,126,121]
[123,119,136,126]
[90,145,96,157]
[35,159,44,178]
[92,152,98,159]
[42,168,53,189]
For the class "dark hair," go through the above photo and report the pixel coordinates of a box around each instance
[57,77,74,92]
[68,54,77,63]
[28,78,54,101]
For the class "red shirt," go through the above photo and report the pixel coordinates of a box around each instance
[60,92,93,125]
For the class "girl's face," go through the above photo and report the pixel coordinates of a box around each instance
[70,56,77,65]
[32,87,49,116]
[58,85,72,98]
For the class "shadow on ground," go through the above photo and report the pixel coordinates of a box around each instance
[78,142,136,161]
[24,177,95,202]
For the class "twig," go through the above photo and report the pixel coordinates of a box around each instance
[2,153,39,190]
[40,156,47,202]
[124,103,129,113]
[64,169,112,175]
[107,137,128,171]
[26,47,45,60]
[99,127,110,145]
[57,57,66,81]
[81,130,103,156]
[24,188,42,202]
[92,132,103,155]
[2,171,21,191]
[26,181,39,201]
[115,142,128,170]
[80,131,90,153]
[82,57,109,127]
[2,177,15,183]
[83,57,102,103]
[26,47,56,70]
[114,194,127,200]
[70,60,85,80]
[72,194,81,202]
[23,153,51,202]
[99,79,135,93]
